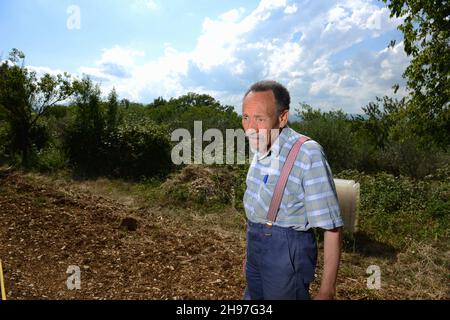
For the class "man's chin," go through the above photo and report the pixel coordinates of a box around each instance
[249,140,269,154]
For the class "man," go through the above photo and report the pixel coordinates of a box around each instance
[242,80,343,300]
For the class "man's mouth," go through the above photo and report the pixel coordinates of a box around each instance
[247,136,261,144]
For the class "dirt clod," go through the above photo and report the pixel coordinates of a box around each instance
[119,217,138,231]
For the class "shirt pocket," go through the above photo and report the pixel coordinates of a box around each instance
[259,174,278,197]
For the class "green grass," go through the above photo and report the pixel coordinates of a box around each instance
[336,169,449,249]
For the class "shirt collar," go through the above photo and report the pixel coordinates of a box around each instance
[255,126,292,161]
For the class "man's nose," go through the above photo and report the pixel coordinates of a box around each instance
[247,117,258,130]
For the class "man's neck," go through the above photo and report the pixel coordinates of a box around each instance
[256,127,285,160]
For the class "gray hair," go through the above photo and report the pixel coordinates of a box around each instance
[244,80,290,116]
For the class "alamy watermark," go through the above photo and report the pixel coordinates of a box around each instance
[66,265,81,290]
[366,265,381,290]
[67,5,81,30]
[171,121,284,169]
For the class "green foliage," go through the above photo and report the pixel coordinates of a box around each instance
[356,96,406,149]
[0,48,73,167]
[354,97,447,178]
[121,102,149,126]
[230,163,250,211]
[289,101,448,178]
[34,145,68,172]
[64,77,105,175]
[290,103,358,172]
[382,0,450,148]
[102,120,173,180]
[336,169,449,247]
[65,78,172,179]
[71,77,104,132]
[147,92,242,133]
[0,120,10,164]
[379,138,448,178]
[106,88,121,131]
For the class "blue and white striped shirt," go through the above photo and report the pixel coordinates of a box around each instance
[243,126,344,231]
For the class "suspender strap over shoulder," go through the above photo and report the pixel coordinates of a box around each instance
[266,135,310,225]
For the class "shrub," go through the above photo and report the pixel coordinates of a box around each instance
[103,121,173,180]
[64,122,104,176]
[379,138,448,178]
[336,170,449,247]
[290,104,357,172]
[65,119,173,180]
[0,120,10,164]
[35,145,68,172]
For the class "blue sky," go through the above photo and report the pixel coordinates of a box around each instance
[0,0,408,114]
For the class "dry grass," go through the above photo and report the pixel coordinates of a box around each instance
[391,241,449,299]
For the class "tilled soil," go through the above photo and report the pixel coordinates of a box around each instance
[0,169,246,299]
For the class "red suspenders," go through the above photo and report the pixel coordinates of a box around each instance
[266,135,310,226]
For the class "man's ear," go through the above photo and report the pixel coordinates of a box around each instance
[279,110,289,128]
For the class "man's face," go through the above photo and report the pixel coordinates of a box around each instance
[242,90,283,153]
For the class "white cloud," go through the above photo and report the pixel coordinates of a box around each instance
[32,0,409,114]
[27,65,67,78]
[145,0,159,11]
[78,46,145,83]
[132,0,159,12]
[306,41,409,112]
[99,46,145,68]
[257,0,287,12]
[219,8,246,22]
[284,4,298,14]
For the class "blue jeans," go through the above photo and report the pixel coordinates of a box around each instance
[244,221,317,300]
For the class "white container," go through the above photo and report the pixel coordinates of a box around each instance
[333,179,360,234]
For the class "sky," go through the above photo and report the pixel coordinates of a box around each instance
[0,0,409,114]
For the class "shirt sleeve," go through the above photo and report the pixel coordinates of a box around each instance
[299,141,344,230]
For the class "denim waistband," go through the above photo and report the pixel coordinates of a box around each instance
[247,220,314,236]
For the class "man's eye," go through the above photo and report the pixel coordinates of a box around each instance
[257,118,265,122]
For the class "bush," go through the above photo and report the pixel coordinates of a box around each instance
[290,103,449,178]
[290,104,357,172]
[147,93,242,134]
[64,122,104,176]
[379,138,448,178]
[336,169,449,247]
[0,120,10,164]
[103,121,173,180]
[35,145,68,172]
[65,119,173,180]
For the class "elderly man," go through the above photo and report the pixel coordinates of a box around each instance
[242,80,344,300]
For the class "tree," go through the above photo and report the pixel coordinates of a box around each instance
[0,49,73,166]
[147,92,241,132]
[383,0,450,147]
[71,77,103,130]
[65,76,105,175]
[358,96,406,149]
[106,88,120,131]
